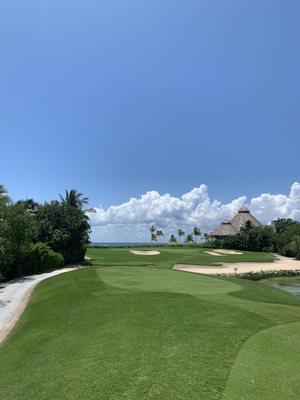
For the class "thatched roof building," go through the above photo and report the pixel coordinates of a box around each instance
[208,206,262,239]
[230,206,262,231]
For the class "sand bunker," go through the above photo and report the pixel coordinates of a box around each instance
[204,251,223,256]
[214,249,243,255]
[130,250,161,256]
[173,255,300,275]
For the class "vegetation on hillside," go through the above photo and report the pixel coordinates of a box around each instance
[0,185,90,281]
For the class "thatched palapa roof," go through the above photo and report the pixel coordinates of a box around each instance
[208,206,263,238]
[209,219,239,237]
[230,206,262,231]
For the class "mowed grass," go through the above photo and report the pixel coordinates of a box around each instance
[87,246,275,268]
[0,265,299,400]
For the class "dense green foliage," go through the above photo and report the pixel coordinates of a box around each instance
[0,203,38,280]
[21,242,65,275]
[35,201,90,263]
[0,186,90,281]
[0,266,299,399]
[276,223,300,259]
[273,218,298,234]
[211,218,300,257]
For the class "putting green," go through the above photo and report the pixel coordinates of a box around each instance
[97,266,241,295]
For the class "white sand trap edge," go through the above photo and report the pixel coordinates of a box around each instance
[0,267,77,343]
[130,250,161,256]
[204,251,223,256]
[173,255,300,275]
[214,249,243,255]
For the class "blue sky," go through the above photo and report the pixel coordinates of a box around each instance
[0,1,299,240]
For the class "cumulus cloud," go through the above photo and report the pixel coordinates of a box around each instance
[87,182,300,242]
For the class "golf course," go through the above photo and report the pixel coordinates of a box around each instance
[0,247,299,399]
[87,246,276,268]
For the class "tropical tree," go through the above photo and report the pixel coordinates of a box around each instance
[157,230,164,242]
[16,199,39,213]
[0,185,11,208]
[273,218,297,234]
[185,234,194,244]
[241,220,254,232]
[150,225,157,243]
[169,234,178,245]
[59,189,88,209]
[0,203,38,280]
[292,236,300,260]
[35,201,90,263]
[193,226,201,244]
[178,228,185,245]
[151,232,158,242]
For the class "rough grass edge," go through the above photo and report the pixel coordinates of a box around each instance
[217,269,300,281]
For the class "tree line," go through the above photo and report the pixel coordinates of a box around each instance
[150,225,202,245]
[0,186,90,282]
[209,218,300,259]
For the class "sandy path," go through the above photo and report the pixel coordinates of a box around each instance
[173,255,300,275]
[0,268,75,343]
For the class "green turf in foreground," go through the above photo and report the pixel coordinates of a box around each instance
[223,322,300,400]
[0,266,299,400]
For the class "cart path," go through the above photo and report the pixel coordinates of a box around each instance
[0,268,76,343]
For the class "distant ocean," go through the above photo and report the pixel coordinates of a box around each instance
[91,242,166,247]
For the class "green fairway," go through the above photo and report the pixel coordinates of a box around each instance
[0,265,299,400]
[87,246,275,268]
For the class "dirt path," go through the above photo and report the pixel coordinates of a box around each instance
[173,255,300,275]
[0,268,75,343]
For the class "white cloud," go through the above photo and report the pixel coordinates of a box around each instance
[87,182,300,242]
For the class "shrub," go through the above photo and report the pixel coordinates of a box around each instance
[218,270,300,281]
[0,203,38,281]
[21,242,64,275]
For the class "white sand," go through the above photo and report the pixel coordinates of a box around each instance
[173,255,300,275]
[213,249,243,255]
[0,268,75,343]
[130,250,160,256]
[204,251,223,256]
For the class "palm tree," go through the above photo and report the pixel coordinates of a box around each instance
[169,234,178,245]
[150,225,157,243]
[185,234,194,244]
[0,185,11,207]
[59,189,88,209]
[151,232,158,243]
[178,228,185,245]
[16,199,39,213]
[193,226,201,244]
[156,230,164,242]
[242,220,254,231]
